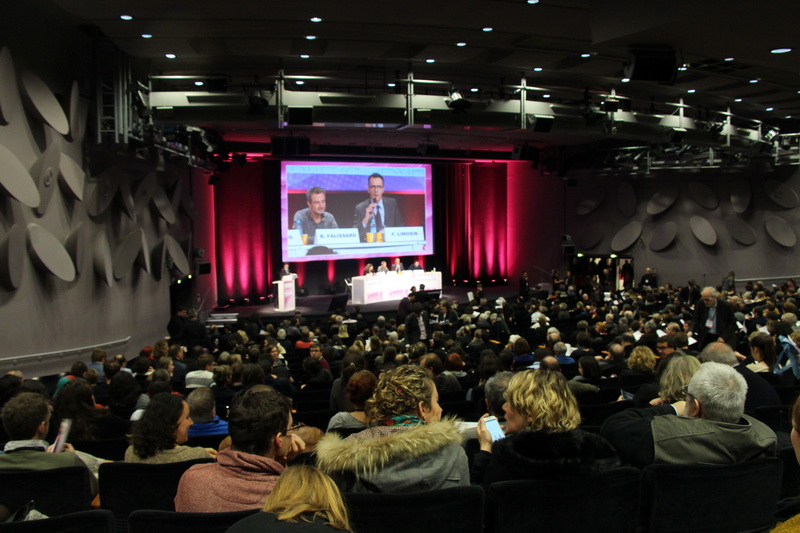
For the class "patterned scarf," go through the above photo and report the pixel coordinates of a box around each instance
[379,415,424,426]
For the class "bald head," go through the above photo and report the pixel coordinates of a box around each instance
[699,342,737,366]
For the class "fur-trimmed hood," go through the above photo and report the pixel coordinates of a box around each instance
[316,419,469,493]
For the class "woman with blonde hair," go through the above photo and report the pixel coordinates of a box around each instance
[316,365,468,493]
[473,369,619,486]
[656,355,701,404]
[227,465,351,532]
[625,346,658,375]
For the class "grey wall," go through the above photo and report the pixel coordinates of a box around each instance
[565,166,800,289]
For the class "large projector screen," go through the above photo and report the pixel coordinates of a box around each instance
[281,161,434,262]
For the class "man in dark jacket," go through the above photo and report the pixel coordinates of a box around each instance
[691,287,737,350]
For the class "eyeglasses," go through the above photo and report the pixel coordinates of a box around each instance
[680,385,692,399]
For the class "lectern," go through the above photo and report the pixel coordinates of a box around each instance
[273,275,296,312]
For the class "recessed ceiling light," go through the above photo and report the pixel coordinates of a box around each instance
[785,115,793,119]
[580,53,591,58]
[300,54,310,59]
[387,83,396,87]
[527,0,539,3]
[482,27,493,32]
[532,67,543,72]
[310,17,323,23]
[120,15,133,21]
[766,107,775,111]
[724,57,734,61]
[306,35,316,40]
[426,58,435,63]
[677,64,688,71]
[456,42,467,47]
[542,94,551,98]
[621,77,631,83]
[296,80,305,85]
[165,53,176,59]
[771,48,792,54]
[470,88,479,92]
[141,33,153,39]
[734,98,743,102]
[749,79,759,84]
[687,89,696,94]
[194,81,204,86]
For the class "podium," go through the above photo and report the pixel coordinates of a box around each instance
[273,275,296,312]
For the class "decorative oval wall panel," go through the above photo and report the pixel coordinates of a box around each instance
[0,143,41,208]
[610,221,642,252]
[164,235,190,276]
[21,70,69,135]
[579,224,604,250]
[133,172,157,212]
[0,47,18,125]
[118,178,136,222]
[67,81,81,143]
[576,186,606,215]
[649,221,678,251]
[85,171,119,217]
[136,232,152,274]
[31,141,61,216]
[765,216,797,247]
[764,180,798,209]
[689,216,717,246]
[93,231,114,286]
[27,223,76,282]
[113,229,144,280]
[616,182,637,218]
[729,179,751,214]
[152,185,176,224]
[724,216,756,246]
[646,185,679,215]
[59,153,85,201]
[0,224,26,290]
[688,181,718,210]
[66,223,86,275]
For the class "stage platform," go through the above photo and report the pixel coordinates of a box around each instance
[208,285,518,325]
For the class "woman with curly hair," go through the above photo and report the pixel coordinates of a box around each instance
[473,369,619,486]
[53,378,130,441]
[124,393,215,463]
[624,346,658,375]
[228,465,351,532]
[315,365,468,493]
[327,370,376,432]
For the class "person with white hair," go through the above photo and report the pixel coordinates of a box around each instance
[690,286,738,350]
[601,362,777,467]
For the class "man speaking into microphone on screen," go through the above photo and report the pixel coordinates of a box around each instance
[353,173,405,242]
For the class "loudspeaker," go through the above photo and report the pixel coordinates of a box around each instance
[528,114,554,133]
[196,261,212,275]
[562,244,576,256]
[272,137,310,155]
[625,46,677,83]
[287,107,313,125]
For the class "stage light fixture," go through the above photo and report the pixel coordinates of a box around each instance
[445,85,471,113]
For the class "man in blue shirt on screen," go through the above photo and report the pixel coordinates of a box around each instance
[353,173,404,241]
[292,186,338,243]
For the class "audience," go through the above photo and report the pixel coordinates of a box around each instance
[186,387,228,438]
[327,370,376,432]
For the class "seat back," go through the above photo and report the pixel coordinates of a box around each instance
[0,466,92,517]
[184,434,228,450]
[641,458,782,533]
[99,458,214,518]
[127,509,258,533]
[487,467,640,533]
[0,509,114,533]
[579,400,634,426]
[71,437,129,461]
[345,486,484,533]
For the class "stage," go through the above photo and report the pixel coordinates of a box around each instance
[207,285,518,325]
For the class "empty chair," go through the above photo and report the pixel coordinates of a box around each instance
[99,458,214,519]
[128,509,257,533]
[0,509,114,533]
[71,437,129,461]
[345,486,484,533]
[641,458,782,533]
[488,467,641,533]
[0,466,92,517]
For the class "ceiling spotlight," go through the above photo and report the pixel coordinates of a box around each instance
[194,81,204,86]
[482,27,493,32]
[300,54,310,58]
[766,107,775,111]
[120,14,133,21]
[580,53,591,58]
[527,0,540,3]
[687,89,696,93]
[456,42,467,47]
[141,33,153,39]
[165,53,176,59]
[771,48,792,54]
[470,87,479,92]
[763,125,779,141]
[426,58,435,63]
[734,98,743,102]
[621,77,631,83]
[533,67,543,72]
[310,17,323,22]
[542,94,551,98]
[749,78,760,84]
[724,57,734,61]
[445,85,471,113]
[677,64,688,71]
[296,80,305,85]
[306,35,316,40]
[387,82,396,87]
[785,115,793,119]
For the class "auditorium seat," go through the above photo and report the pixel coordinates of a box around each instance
[0,509,114,533]
[127,509,258,533]
[780,446,800,500]
[579,400,634,426]
[99,458,214,519]
[293,408,335,430]
[71,437,129,461]
[184,434,228,450]
[641,457,781,533]
[345,486,484,533]
[750,404,792,434]
[0,466,92,517]
[487,467,641,533]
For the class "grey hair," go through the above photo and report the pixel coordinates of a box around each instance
[553,342,567,355]
[687,362,747,423]
[485,371,514,418]
[698,342,737,366]
[702,286,718,298]
[645,320,657,331]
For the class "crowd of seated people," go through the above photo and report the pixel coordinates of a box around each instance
[2,274,800,528]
